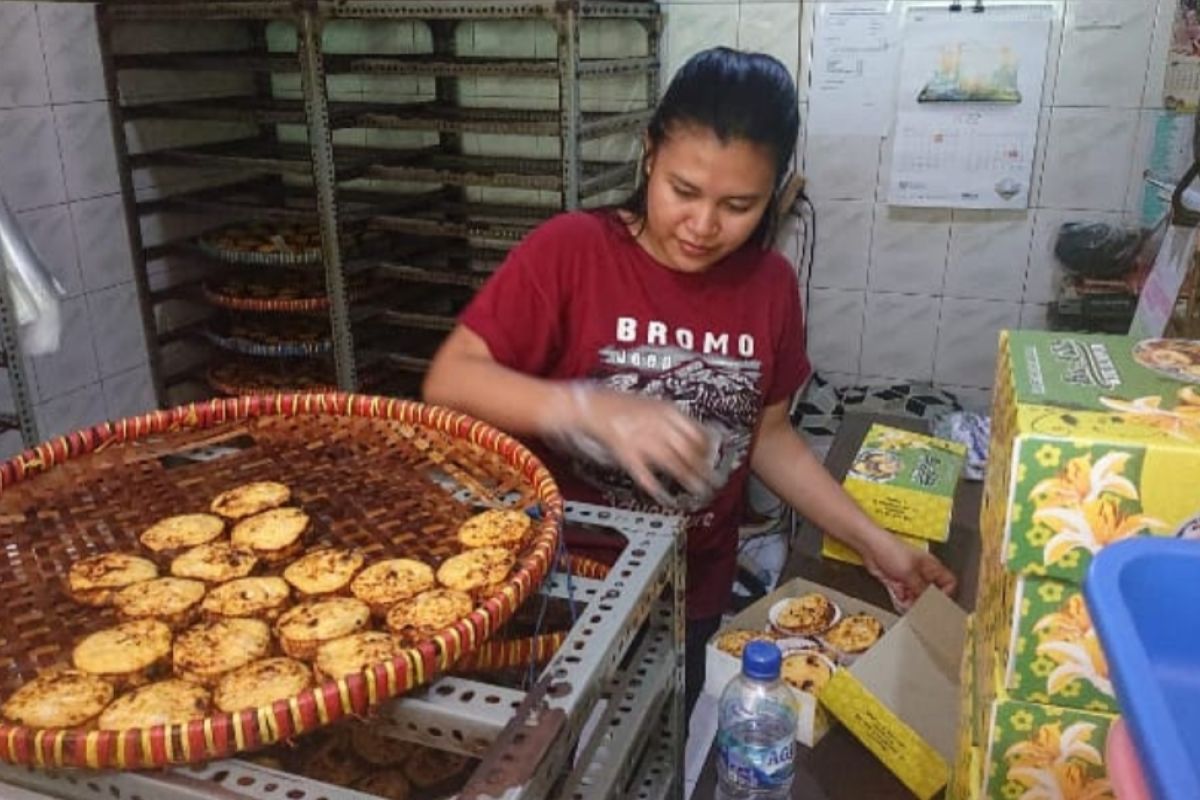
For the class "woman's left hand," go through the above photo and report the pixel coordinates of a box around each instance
[861,532,957,611]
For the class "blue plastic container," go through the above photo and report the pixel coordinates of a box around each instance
[1085,537,1200,800]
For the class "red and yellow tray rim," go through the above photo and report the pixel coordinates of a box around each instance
[0,392,563,770]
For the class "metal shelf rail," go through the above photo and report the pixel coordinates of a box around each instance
[0,501,685,800]
[99,0,661,403]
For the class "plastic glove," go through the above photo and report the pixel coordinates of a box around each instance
[540,382,719,508]
[860,531,957,611]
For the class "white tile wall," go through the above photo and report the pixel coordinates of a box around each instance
[664,4,740,79]
[16,204,82,300]
[88,282,149,377]
[0,2,155,458]
[860,292,940,382]
[932,298,1021,388]
[35,382,108,440]
[1038,108,1140,211]
[1054,0,1156,108]
[54,101,120,202]
[1145,0,1176,107]
[810,200,872,290]
[803,134,879,201]
[32,295,100,400]
[805,288,864,374]
[0,106,66,210]
[73,195,136,292]
[1019,302,1051,331]
[38,2,107,104]
[0,4,50,109]
[944,210,1031,302]
[867,207,950,295]
[102,365,156,421]
[738,4,801,79]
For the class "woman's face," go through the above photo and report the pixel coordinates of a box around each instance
[638,125,777,273]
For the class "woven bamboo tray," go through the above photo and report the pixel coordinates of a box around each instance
[0,393,562,770]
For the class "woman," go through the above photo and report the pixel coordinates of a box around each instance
[424,47,956,714]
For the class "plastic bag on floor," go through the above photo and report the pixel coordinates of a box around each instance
[932,410,991,481]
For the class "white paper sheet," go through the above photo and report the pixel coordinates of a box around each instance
[807,1,900,136]
[887,5,1052,209]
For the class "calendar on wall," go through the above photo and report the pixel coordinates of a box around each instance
[887,5,1052,210]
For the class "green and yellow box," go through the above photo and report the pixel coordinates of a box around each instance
[1002,576,1117,715]
[842,424,967,542]
[982,699,1115,800]
[990,331,1200,584]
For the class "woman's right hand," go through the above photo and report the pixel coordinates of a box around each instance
[543,383,718,507]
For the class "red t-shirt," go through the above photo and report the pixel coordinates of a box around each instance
[460,211,811,619]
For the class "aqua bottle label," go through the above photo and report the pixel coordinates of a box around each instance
[716,729,796,789]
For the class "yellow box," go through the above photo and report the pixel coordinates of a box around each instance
[842,424,967,542]
[820,589,968,800]
[821,532,929,565]
[989,331,1200,583]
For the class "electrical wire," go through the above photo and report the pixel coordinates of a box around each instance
[803,194,816,341]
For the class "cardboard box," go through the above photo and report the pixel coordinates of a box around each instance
[819,588,969,800]
[842,423,967,542]
[948,745,982,800]
[957,614,976,745]
[948,615,978,800]
[982,699,1115,800]
[1002,576,1117,715]
[704,577,897,746]
[821,532,929,566]
[990,331,1200,583]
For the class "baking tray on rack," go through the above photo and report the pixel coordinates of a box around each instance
[201,316,334,358]
[202,274,371,313]
[0,394,562,769]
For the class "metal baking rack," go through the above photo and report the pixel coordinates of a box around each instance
[0,501,685,800]
[98,0,661,405]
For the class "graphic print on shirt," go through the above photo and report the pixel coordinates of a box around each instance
[569,325,764,514]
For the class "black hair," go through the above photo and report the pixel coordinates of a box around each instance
[618,47,802,249]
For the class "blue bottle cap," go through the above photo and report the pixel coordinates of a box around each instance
[742,640,782,681]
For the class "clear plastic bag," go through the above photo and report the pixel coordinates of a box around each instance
[0,190,64,355]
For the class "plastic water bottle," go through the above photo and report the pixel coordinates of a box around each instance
[715,640,799,799]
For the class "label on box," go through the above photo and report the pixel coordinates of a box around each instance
[819,670,949,800]
[1006,576,1117,714]
[984,699,1115,800]
[842,424,966,542]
